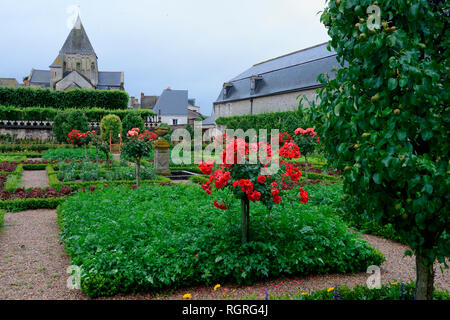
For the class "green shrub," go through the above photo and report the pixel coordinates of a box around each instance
[0,197,67,212]
[216,108,311,135]
[0,105,154,122]
[43,148,108,161]
[58,184,384,298]
[101,115,122,143]
[121,113,145,137]
[0,87,128,110]
[0,209,4,228]
[189,175,209,184]
[53,110,89,143]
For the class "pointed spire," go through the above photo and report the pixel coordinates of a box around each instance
[74,13,82,29]
[59,14,96,55]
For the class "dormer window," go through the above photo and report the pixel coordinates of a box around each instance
[250,75,263,95]
[223,82,233,98]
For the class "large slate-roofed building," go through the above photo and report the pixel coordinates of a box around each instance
[213,42,339,118]
[27,15,124,91]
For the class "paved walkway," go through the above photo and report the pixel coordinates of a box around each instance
[22,171,49,189]
[0,210,85,300]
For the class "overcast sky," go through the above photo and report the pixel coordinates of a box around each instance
[0,0,330,115]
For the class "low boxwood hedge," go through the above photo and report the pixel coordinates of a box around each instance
[0,197,67,212]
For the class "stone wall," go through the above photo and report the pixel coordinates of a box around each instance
[213,88,319,118]
[0,128,54,140]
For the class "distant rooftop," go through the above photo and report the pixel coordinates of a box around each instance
[153,89,189,116]
[215,42,340,104]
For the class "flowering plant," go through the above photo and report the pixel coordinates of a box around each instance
[67,129,94,159]
[293,127,319,182]
[121,128,157,187]
[199,134,308,243]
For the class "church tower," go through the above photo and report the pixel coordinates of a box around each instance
[50,15,98,90]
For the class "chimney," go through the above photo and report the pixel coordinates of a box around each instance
[166,86,171,90]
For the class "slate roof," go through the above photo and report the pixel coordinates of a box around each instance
[29,70,50,84]
[98,72,122,87]
[141,95,159,109]
[60,16,96,55]
[215,42,339,104]
[203,112,216,126]
[153,89,188,116]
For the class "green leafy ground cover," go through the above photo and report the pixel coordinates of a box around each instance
[43,148,110,161]
[58,184,384,297]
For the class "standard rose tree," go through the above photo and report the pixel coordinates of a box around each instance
[121,128,157,187]
[198,135,308,244]
[293,128,319,182]
[67,129,92,159]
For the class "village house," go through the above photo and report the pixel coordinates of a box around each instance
[213,42,339,119]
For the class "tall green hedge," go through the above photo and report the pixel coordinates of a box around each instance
[0,105,154,122]
[215,109,311,134]
[0,87,129,110]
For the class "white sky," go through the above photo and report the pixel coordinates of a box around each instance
[0,0,330,115]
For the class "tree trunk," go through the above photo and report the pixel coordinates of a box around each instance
[416,254,434,300]
[106,153,110,170]
[304,155,309,183]
[241,196,250,244]
[136,157,141,188]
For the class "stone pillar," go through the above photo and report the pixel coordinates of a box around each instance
[154,127,171,176]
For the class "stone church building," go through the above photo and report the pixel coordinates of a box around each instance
[27,16,124,91]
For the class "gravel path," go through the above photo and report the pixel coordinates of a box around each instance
[0,210,448,300]
[22,171,49,189]
[0,210,85,300]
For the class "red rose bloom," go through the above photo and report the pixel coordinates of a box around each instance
[299,188,309,204]
[213,200,227,210]
[257,175,266,184]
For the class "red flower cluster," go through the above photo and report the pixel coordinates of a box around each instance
[279,141,301,159]
[299,188,309,204]
[284,163,302,182]
[199,160,214,175]
[295,127,319,143]
[198,134,309,210]
[213,200,227,210]
[67,130,88,145]
[127,128,157,141]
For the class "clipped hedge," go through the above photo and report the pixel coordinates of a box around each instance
[0,197,67,212]
[46,164,171,191]
[0,144,71,153]
[0,87,129,110]
[216,109,311,134]
[0,209,4,228]
[0,105,155,122]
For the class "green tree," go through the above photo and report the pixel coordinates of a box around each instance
[314,0,449,300]
[100,115,122,144]
[52,110,89,143]
[122,113,145,137]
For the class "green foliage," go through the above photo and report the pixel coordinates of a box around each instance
[0,87,129,109]
[259,282,449,300]
[4,164,23,191]
[216,109,311,134]
[0,209,4,228]
[189,175,209,184]
[0,105,154,122]
[100,115,122,143]
[0,197,66,212]
[43,148,109,161]
[121,113,145,138]
[52,110,89,143]
[314,0,449,269]
[58,184,383,298]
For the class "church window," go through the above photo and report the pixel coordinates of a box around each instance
[76,62,81,71]
[91,62,95,71]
